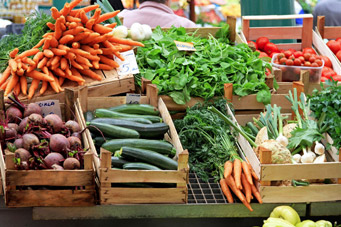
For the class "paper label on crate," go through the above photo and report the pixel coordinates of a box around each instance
[114,50,140,76]
[35,100,62,118]
[174,40,196,51]
[126,93,141,104]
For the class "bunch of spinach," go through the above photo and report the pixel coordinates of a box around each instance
[135,25,272,105]
[174,99,239,182]
[0,11,54,72]
[308,80,341,150]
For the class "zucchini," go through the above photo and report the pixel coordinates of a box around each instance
[123,162,161,170]
[102,139,173,155]
[92,118,169,139]
[84,111,94,122]
[109,104,160,116]
[111,157,129,168]
[119,146,178,170]
[119,118,152,124]
[87,121,140,138]
[94,109,162,123]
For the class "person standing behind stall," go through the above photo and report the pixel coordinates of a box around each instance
[313,0,341,27]
[118,0,197,28]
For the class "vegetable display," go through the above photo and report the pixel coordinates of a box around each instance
[2,94,84,170]
[0,0,144,99]
[135,25,273,105]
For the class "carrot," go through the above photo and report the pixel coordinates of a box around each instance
[43,49,54,58]
[17,68,24,76]
[225,175,253,212]
[101,47,115,55]
[26,64,36,73]
[8,59,18,72]
[70,5,99,17]
[242,161,253,186]
[224,160,233,179]
[0,66,11,86]
[22,57,36,67]
[0,80,9,90]
[51,61,61,70]
[106,22,117,29]
[250,183,263,204]
[46,22,55,31]
[37,57,48,69]
[113,51,124,61]
[33,52,44,64]
[96,10,120,24]
[59,76,65,86]
[80,32,101,44]
[249,163,259,181]
[66,73,85,85]
[43,32,54,38]
[60,23,67,31]
[21,63,28,71]
[42,66,49,75]
[59,34,74,44]
[39,80,48,95]
[92,24,112,34]
[93,43,100,49]
[85,18,96,30]
[66,15,81,23]
[48,72,59,93]
[50,7,61,20]
[60,58,68,70]
[109,36,145,47]
[5,72,19,96]
[220,178,234,203]
[81,45,102,55]
[115,44,133,52]
[20,76,27,95]
[98,64,113,70]
[9,48,19,58]
[73,31,90,42]
[80,10,88,24]
[71,42,80,49]
[233,159,242,190]
[13,83,20,96]
[32,38,45,49]
[51,56,61,66]
[241,173,252,204]
[99,55,119,68]
[69,0,83,11]
[92,8,102,21]
[63,27,84,36]
[42,37,52,50]
[66,52,77,61]
[27,79,40,99]
[60,2,71,16]
[75,54,92,67]
[79,69,102,81]
[53,68,66,77]
[89,33,113,45]
[26,70,54,82]
[15,48,40,60]
[17,59,22,69]
[92,60,99,69]
[50,37,59,48]
[54,18,63,40]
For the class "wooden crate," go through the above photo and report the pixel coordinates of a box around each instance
[75,85,189,205]
[227,103,341,203]
[0,89,96,207]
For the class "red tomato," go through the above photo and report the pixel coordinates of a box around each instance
[277,53,285,60]
[256,37,270,51]
[315,55,322,60]
[336,50,341,62]
[304,53,311,61]
[294,67,301,75]
[323,71,335,79]
[265,68,271,76]
[288,48,296,53]
[309,56,316,63]
[284,50,293,58]
[298,56,305,62]
[302,47,317,55]
[294,58,302,66]
[304,61,311,67]
[248,41,258,50]
[311,62,319,67]
[270,52,280,58]
[286,59,294,66]
[258,52,269,58]
[280,57,287,65]
[333,75,341,81]
[264,42,279,55]
[279,49,286,53]
[315,59,323,67]
[320,56,332,68]
[336,38,341,46]
[293,51,303,58]
[327,40,341,54]
[320,76,328,82]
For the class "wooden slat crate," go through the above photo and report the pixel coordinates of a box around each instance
[0,89,96,207]
[75,85,189,205]
[227,102,341,203]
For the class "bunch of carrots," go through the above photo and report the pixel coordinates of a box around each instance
[219,158,263,212]
[0,0,144,99]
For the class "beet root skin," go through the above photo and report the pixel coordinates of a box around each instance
[14,138,24,149]
[6,106,23,124]
[28,113,43,125]
[63,157,80,170]
[22,133,39,151]
[44,114,64,132]
[44,152,64,169]
[14,148,31,162]
[24,103,42,117]
[18,117,29,133]
[65,120,80,133]
[68,136,82,150]
[49,134,70,153]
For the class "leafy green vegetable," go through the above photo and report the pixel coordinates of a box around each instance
[308,80,341,150]
[135,26,272,105]
[0,11,54,72]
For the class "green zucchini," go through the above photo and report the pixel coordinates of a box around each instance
[84,111,94,122]
[109,104,160,116]
[123,162,161,170]
[119,117,152,124]
[94,109,162,123]
[87,121,140,138]
[102,139,173,155]
[118,146,178,170]
[91,118,169,139]
[111,157,129,168]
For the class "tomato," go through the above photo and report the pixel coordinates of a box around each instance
[320,76,328,82]
[322,67,336,78]
[298,56,305,62]
[304,53,311,61]
[323,71,335,79]
[284,50,293,58]
[286,59,294,66]
[302,47,317,55]
[333,75,341,81]
[304,61,311,66]
[294,67,301,75]
[293,51,303,58]
[248,41,258,50]
[336,50,341,62]
[256,37,270,51]
[293,58,302,66]
[264,42,279,55]
[258,52,269,58]
[336,38,341,46]
[315,59,323,67]
[280,57,287,65]
[320,55,332,68]
[279,49,286,53]
[289,55,295,60]
[315,55,322,60]
[311,62,319,67]
[265,68,271,76]
[327,40,341,54]
[309,56,316,63]
[270,52,280,58]
[277,53,285,60]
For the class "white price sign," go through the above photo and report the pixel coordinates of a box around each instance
[114,50,140,76]
[35,100,62,118]
[126,93,141,104]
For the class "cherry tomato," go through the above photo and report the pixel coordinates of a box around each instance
[286,59,294,66]
[294,67,301,75]
[336,50,341,62]
[311,62,319,67]
[256,37,270,51]
[309,56,316,63]
[303,47,317,55]
[294,58,302,66]
[293,51,303,58]
[277,53,285,60]
[320,56,332,68]
[284,50,293,58]
[258,52,269,58]
[304,53,311,61]
[304,61,311,67]
[333,75,341,81]
[264,42,279,55]
[315,59,323,67]
[280,57,287,65]
[265,68,271,76]
[327,40,341,54]
[336,38,341,46]
[320,76,328,82]
[298,56,305,62]
[315,55,322,60]
[248,41,258,50]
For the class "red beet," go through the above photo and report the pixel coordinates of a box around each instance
[65,120,80,133]
[14,138,23,149]
[49,134,70,153]
[6,106,22,124]
[8,123,19,132]
[51,164,64,170]
[28,113,43,125]
[14,148,31,161]
[68,136,82,150]
[5,127,17,139]
[22,133,39,151]
[24,103,42,117]
[44,152,64,169]
[18,117,29,133]
[63,157,80,170]
[71,132,82,140]
[44,114,63,132]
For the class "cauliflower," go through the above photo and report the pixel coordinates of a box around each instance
[282,123,297,139]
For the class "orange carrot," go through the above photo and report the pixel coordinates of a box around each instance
[26,70,54,82]
[8,59,18,72]
[249,163,259,181]
[51,56,61,66]
[241,173,252,204]
[97,11,120,24]
[99,55,119,68]
[71,42,80,49]
[70,59,83,70]
[69,0,83,11]
[20,76,27,95]
[43,32,54,38]
[50,61,61,70]
[242,161,253,186]
[63,27,83,36]
[17,68,24,76]
[73,31,90,42]
[61,23,67,31]
[75,54,92,67]
[91,8,101,22]
[46,22,55,30]
[5,72,19,96]
[70,5,99,17]
[59,76,65,86]
[50,37,59,48]
[48,73,59,93]
[59,34,74,44]
[106,22,117,29]
[66,15,81,23]
[15,48,39,60]
[92,60,99,69]
[113,51,124,61]
[0,66,11,86]
[66,52,77,61]
[80,10,88,24]
[220,179,234,203]
[93,24,112,34]
[32,39,45,49]
[33,52,44,64]
[85,18,96,30]
[98,64,113,70]
[60,57,68,70]
[225,175,253,212]
[9,48,19,58]
[0,80,9,90]
[27,79,40,99]
[13,82,20,96]
[101,47,115,55]
[51,48,67,56]
[89,33,113,45]
[50,7,61,20]
[81,45,102,55]
[42,37,52,49]
[93,43,100,49]
[79,69,102,81]
[233,159,242,190]
[80,32,101,44]
[57,44,71,51]
[250,183,263,204]
[22,57,36,67]
[40,80,48,95]
[26,64,36,73]
[37,57,48,69]
[43,49,54,58]
[60,2,71,16]
[53,68,66,77]
[54,18,63,40]
[224,160,233,179]
[21,63,28,71]
[66,73,85,85]
[109,36,145,47]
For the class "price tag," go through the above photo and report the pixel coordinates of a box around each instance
[114,50,140,76]
[174,40,196,51]
[126,93,141,104]
[35,100,62,118]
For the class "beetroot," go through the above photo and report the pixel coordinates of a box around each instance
[18,117,29,133]
[22,133,39,151]
[5,127,17,139]
[63,157,80,170]
[68,136,82,150]
[14,138,23,149]
[14,148,31,161]
[45,114,63,132]
[8,123,19,132]
[6,106,22,124]
[65,120,80,133]
[51,164,64,170]
[44,152,64,169]
[49,134,70,153]
[24,103,42,117]
[28,113,43,125]
[71,132,82,140]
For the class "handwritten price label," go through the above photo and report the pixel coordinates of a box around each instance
[174,40,196,51]
[35,100,62,118]
[114,50,140,76]
[126,93,141,104]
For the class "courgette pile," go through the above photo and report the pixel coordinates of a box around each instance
[86,104,178,171]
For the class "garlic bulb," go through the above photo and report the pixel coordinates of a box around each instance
[301,148,315,164]
[141,24,152,40]
[292,154,302,163]
[314,141,325,155]
[130,23,145,41]
[276,134,288,147]
[111,25,128,39]
[313,154,326,163]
